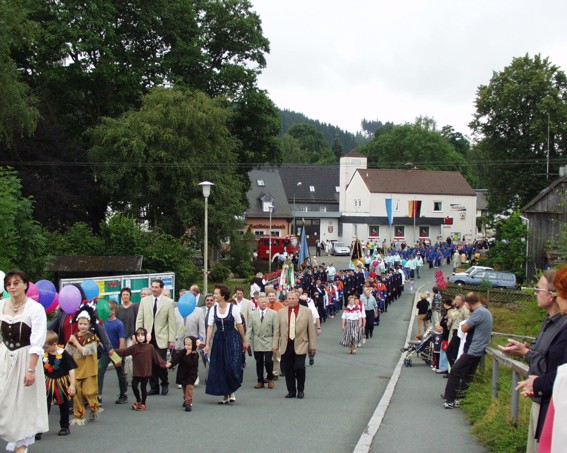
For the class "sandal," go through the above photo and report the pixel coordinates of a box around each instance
[131,402,141,410]
[229,397,236,404]
[218,398,229,405]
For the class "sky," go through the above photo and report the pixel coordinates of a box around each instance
[250,0,567,137]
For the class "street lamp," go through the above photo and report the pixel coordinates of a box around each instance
[199,181,214,295]
[268,203,274,274]
[293,182,302,236]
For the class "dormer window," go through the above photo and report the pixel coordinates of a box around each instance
[309,186,315,192]
[257,179,265,187]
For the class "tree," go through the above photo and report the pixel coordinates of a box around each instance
[0,168,47,278]
[485,211,528,282]
[470,54,567,213]
[89,87,246,240]
[0,0,38,145]
[285,124,335,164]
[361,120,476,185]
[280,134,306,163]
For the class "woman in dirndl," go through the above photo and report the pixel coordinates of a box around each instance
[340,295,363,354]
[0,270,48,452]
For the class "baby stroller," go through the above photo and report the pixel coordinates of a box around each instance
[400,325,434,367]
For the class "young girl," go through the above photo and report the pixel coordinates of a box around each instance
[43,330,77,437]
[116,328,167,411]
[166,336,200,412]
[65,310,100,425]
[340,295,363,354]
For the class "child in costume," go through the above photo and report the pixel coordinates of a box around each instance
[65,309,100,425]
[42,330,77,437]
[166,336,200,412]
[116,327,167,411]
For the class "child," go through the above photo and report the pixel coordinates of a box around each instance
[97,300,128,405]
[42,330,78,437]
[166,336,200,412]
[340,295,363,354]
[116,327,167,411]
[431,323,443,371]
[65,309,100,425]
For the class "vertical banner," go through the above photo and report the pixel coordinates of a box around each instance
[299,222,310,268]
[408,200,422,218]
[385,198,394,226]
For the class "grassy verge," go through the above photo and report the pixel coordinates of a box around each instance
[461,296,545,453]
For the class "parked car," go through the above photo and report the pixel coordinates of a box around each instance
[448,269,517,289]
[452,265,493,276]
[331,241,351,256]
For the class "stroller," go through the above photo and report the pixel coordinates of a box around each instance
[400,325,434,367]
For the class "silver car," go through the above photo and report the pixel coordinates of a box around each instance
[332,242,351,256]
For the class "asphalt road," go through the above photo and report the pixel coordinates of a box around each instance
[2,256,485,453]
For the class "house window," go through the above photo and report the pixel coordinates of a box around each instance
[369,225,379,237]
[395,200,400,212]
[262,201,274,212]
[257,179,265,187]
[300,206,308,212]
[254,230,265,237]
[309,185,315,192]
[335,186,340,192]
[394,226,405,237]
[433,201,443,212]
[354,199,362,208]
[320,206,327,212]
[419,226,429,237]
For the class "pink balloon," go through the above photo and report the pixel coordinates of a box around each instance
[26,282,39,302]
[46,293,59,314]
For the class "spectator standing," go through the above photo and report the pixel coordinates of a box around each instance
[117,287,139,378]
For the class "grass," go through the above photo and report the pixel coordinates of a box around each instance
[461,296,545,453]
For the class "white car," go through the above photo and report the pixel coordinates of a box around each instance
[452,265,493,276]
[332,242,351,256]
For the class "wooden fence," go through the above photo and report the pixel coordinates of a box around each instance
[443,284,532,305]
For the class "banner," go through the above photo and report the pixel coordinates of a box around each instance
[298,223,310,268]
[408,200,422,219]
[385,198,394,226]
[351,237,364,267]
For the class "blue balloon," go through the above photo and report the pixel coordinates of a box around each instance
[178,293,197,318]
[81,280,100,301]
[35,279,57,309]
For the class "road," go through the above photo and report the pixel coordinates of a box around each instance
[2,256,485,453]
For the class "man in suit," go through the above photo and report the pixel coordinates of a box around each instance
[273,290,316,399]
[136,279,176,395]
[246,295,277,389]
[190,284,205,308]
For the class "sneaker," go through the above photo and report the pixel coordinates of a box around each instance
[115,394,128,404]
[185,404,192,412]
[195,376,200,386]
[97,396,103,406]
[443,400,461,409]
[88,411,98,422]
[362,338,366,344]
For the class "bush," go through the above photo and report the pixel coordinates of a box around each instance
[209,263,230,282]
[235,261,254,279]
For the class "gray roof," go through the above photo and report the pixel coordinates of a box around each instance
[246,168,292,218]
[277,165,340,204]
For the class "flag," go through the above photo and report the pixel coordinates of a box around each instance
[351,237,363,267]
[385,198,394,226]
[408,200,422,218]
[298,223,310,268]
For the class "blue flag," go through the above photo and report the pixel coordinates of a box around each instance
[299,225,309,267]
[385,198,394,226]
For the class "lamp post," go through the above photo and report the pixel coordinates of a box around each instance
[268,203,274,274]
[293,181,302,236]
[199,181,214,295]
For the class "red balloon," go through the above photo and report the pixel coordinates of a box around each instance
[26,282,40,302]
[46,293,59,314]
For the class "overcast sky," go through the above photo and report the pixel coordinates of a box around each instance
[250,0,567,137]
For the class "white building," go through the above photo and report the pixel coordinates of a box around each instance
[339,152,477,244]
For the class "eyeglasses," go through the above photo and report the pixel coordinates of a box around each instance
[533,287,550,294]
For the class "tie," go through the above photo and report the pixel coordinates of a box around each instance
[261,311,264,322]
[289,310,296,340]
[153,298,158,317]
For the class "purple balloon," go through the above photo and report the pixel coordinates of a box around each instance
[59,285,82,315]
[36,279,57,309]
[46,293,59,314]
[26,282,39,302]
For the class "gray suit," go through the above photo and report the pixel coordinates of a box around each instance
[246,308,276,384]
[175,306,206,350]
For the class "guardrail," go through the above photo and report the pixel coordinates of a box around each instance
[444,284,531,305]
[484,346,529,421]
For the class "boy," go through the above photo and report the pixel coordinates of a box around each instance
[42,330,78,437]
[98,300,128,404]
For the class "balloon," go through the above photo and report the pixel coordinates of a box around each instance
[36,279,57,309]
[46,293,59,314]
[0,270,5,285]
[81,280,100,301]
[59,285,82,315]
[97,298,111,322]
[178,293,196,318]
[27,282,40,302]
[3,290,9,299]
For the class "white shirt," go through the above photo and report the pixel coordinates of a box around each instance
[206,304,242,325]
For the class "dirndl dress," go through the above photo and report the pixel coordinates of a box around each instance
[340,319,360,348]
[205,305,243,396]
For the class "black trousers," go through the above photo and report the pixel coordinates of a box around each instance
[132,377,149,404]
[364,310,375,338]
[444,353,482,401]
[149,339,168,391]
[446,331,461,367]
[281,341,306,394]
[48,398,70,429]
[254,351,274,383]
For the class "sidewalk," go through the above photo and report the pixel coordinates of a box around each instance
[361,266,488,453]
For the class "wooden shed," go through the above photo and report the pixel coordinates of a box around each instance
[521,169,567,280]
